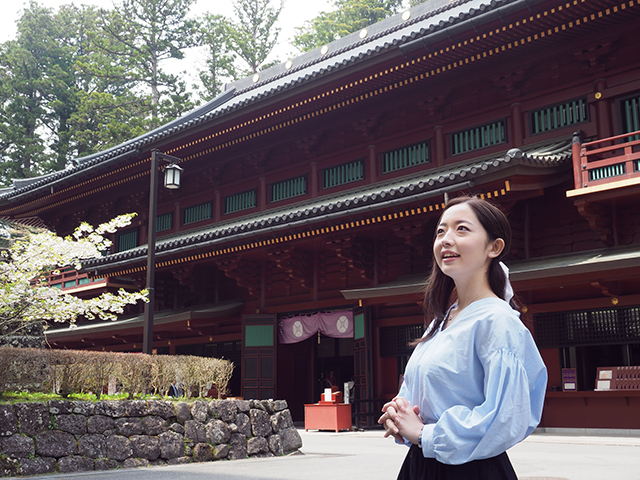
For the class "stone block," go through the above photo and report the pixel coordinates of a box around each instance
[192,443,213,462]
[0,456,19,477]
[15,402,49,435]
[0,405,17,437]
[235,399,251,413]
[206,419,231,444]
[167,456,191,465]
[214,443,229,460]
[56,414,88,435]
[124,400,147,417]
[122,458,150,468]
[130,435,160,461]
[280,426,302,453]
[49,400,73,415]
[143,416,167,435]
[79,434,107,458]
[234,412,252,437]
[274,400,288,412]
[268,434,283,456]
[19,457,56,476]
[270,409,293,433]
[250,408,271,437]
[158,430,184,459]
[217,400,238,422]
[35,431,78,458]
[115,417,144,436]
[94,458,120,470]
[1,433,34,458]
[261,400,275,414]
[87,415,115,434]
[228,433,247,460]
[169,422,185,434]
[175,402,190,423]
[58,455,94,473]
[105,435,133,461]
[191,401,208,423]
[247,436,269,456]
[147,400,175,419]
[72,401,95,416]
[184,420,206,443]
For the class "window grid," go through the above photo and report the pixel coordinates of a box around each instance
[183,202,212,225]
[382,142,430,174]
[156,212,173,232]
[271,176,307,203]
[225,190,256,214]
[117,230,138,252]
[323,159,364,189]
[451,121,506,155]
[622,95,640,141]
[530,98,588,135]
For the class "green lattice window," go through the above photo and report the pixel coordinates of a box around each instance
[382,142,430,173]
[225,190,256,214]
[271,176,307,203]
[183,202,212,225]
[451,120,506,156]
[117,230,138,252]
[156,212,173,232]
[589,163,626,182]
[621,94,640,142]
[323,159,364,189]
[530,98,588,135]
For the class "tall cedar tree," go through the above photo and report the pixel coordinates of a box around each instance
[293,0,403,52]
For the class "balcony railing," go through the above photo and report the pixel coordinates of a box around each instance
[46,267,105,291]
[572,129,640,190]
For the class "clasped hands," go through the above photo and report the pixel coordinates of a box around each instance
[378,396,424,445]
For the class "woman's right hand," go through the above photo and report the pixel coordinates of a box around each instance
[379,397,420,442]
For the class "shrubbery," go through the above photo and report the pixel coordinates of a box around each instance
[0,347,234,400]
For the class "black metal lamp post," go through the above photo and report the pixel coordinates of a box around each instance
[143,149,183,355]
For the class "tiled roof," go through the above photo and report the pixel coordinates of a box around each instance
[82,137,572,271]
[0,0,524,203]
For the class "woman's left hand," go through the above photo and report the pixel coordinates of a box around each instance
[379,397,424,445]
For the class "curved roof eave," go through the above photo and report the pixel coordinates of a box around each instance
[81,137,572,274]
[0,0,533,204]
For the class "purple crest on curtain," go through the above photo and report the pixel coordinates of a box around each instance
[278,311,353,344]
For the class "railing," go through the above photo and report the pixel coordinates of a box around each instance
[46,267,105,291]
[573,129,640,190]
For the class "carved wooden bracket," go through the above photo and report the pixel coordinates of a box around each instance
[295,133,322,157]
[575,200,614,246]
[392,221,426,256]
[267,246,314,289]
[246,151,268,174]
[492,66,532,99]
[591,280,620,297]
[416,92,452,121]
[572,37,618,74]
[326,235,382,281]
[170,265,195,289]
[214,254,262,298]
[351,113,383,140]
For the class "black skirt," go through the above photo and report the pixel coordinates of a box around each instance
[397,445,518,480]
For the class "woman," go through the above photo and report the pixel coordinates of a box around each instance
[379,196,547,479]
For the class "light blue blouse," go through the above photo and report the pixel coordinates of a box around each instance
[397,297,547,465]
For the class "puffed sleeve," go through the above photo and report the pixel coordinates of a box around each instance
[420,346,547,465]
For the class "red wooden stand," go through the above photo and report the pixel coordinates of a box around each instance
[304,403,352,432]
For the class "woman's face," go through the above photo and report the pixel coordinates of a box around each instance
[433,203,502,282]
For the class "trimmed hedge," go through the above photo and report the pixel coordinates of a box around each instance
[0,347,234,399]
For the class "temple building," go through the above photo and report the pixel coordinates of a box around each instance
[1,0,639,428]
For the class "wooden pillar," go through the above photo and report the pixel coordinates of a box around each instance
[368,145,377,183]
[510,103,523,147]
[310,162,318,198]
[214,190,221,222]
[259,177,267,211]
[594,79,611,140]
[434,125,445,166]
[173,201,180,232]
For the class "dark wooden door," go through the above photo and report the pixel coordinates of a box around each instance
[353,306,374,427]
[242,314,277,400]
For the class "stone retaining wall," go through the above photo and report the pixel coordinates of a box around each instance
[0,399,302,477]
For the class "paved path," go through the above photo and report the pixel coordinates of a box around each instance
[24,429,640,480]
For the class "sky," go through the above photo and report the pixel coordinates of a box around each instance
[0,0,333,87]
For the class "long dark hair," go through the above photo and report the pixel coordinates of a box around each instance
[419,196,513,341]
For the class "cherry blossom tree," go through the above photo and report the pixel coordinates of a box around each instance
[0,214,148,345]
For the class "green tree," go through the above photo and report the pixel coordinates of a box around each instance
[226,0,283,75]
[87,0,200,126]
[293,0,402,52]
[197,13,238,100]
